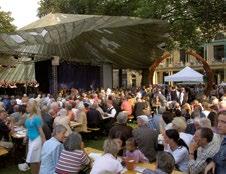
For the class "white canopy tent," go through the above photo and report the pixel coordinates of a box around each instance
[164,66,204,82]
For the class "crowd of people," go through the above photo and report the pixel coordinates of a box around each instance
[0,84,225,174]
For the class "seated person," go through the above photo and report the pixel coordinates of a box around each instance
[109,112,133,148]
[86,103,102,128]
[188,127,220,174]
[124,137,148,163]
[55,133,91,174]
[163,129,189,173]
[76,102,88,132]
[0,109,13,149]
[143,152,175,174]
[39,125,67,174]
[16,105,27,127]
[205,111,226,174]
[54,109,72,136]
[133,115,158,162]
[90,139,123,174]
[10,105,21,124]
[172,117,193,146]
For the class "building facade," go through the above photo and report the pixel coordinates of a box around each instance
[154,32,226,85]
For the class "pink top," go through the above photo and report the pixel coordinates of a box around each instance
[121,101,132,115]
[125,149,149,163]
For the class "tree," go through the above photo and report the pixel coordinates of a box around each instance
[38,0,224,50]
[38,0,102,17]
[0,8,16,33]
[134,0,224,49]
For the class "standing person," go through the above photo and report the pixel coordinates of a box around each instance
[205,111,226,174]
[39,125,67,174]
[179,88,188,106]
[103,99,117,134]
[20,100,46,174]
[133,115,158,162]
[170,86,179,102]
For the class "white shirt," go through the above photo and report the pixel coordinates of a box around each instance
[106,107,116,118]
[202,110,210,117]
[179,132,193,146]
[165,123,173,130]
[90,153,123,174]
[165,146,189,173]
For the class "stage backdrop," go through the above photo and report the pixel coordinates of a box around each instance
[35,61,101,93]
[58,62,100,90]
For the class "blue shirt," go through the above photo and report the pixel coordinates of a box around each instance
[213,137,226,174]
[39,137,63,174]
[25,115,42,140]
[148,114,161,133]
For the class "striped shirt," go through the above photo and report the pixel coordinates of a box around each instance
[55,149,90,174]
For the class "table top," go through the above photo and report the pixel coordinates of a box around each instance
[11,127,27,139]
[85,147,183,174]
[70,121,82,128]
[0,147,8,156]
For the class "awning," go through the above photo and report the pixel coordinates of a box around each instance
[0,56,36,86]
[0,13,169,69]
[164,66,204,82]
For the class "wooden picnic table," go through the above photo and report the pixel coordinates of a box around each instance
[0,147,8,156]
[85,147,183,174]
[11,127,27,139]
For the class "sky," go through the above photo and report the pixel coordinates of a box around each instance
[0,0,40,29]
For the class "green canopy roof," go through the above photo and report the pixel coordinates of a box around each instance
[0,13,169,69]
[0,56,35,86]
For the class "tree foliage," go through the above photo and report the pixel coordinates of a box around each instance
[0,8,16,33]
[38,0,224,50]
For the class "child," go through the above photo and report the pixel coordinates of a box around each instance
[124,137,149,163]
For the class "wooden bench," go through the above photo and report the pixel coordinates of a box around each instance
[81,128,101,140]
[0,147,9,168]
[87,128,100,131]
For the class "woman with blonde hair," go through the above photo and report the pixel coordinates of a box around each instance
[20,100,46,174]
[90,139,123,174]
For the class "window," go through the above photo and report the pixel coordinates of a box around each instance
[180,50,186,63]
[214,45,224,61]
[214,33,225,40]
[131,74,136,87]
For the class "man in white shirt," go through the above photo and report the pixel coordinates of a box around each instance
[102,99,116,134]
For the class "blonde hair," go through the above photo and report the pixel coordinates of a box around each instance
[182,103,191,114]
[172,117,187,132]
[103,139,119,156]
[27,100,40,115]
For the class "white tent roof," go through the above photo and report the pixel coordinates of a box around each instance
[164,66,203,82]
